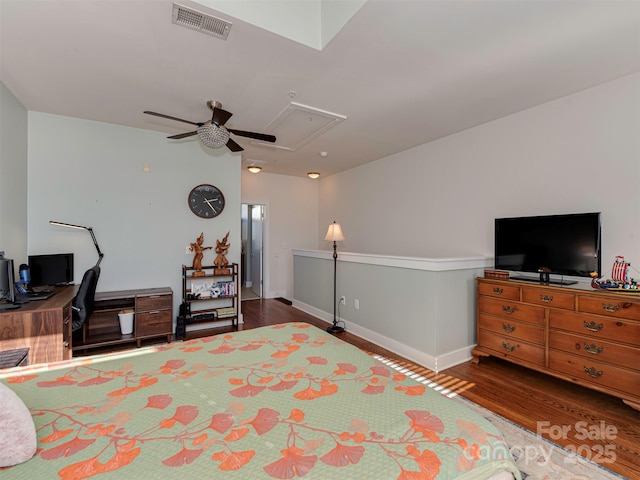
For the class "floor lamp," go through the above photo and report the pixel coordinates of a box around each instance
[50,221,104,266]
[325,221,345,334]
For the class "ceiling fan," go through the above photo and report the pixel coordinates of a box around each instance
[144,100,276,152]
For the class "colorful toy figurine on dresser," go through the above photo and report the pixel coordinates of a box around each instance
[591,255,638,291]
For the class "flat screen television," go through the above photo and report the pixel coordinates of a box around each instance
[28,253,74,287]
[494,212,601,285]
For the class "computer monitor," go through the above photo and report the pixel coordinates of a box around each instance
[0,257,17,304]
[28,253,74,287]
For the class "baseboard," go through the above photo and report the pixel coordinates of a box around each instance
[291,300,472,372]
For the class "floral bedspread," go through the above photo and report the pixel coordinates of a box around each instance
[1,323,520,479]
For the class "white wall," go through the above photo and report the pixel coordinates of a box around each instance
[319,74,640,269]
[27,112,241,318]
[0,82,28,263]
[241,170,319,298]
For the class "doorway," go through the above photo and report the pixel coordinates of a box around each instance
[241,204,264,300]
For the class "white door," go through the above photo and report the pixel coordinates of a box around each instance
[250,205,264,297]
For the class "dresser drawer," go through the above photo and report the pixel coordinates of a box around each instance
[549,331,638,371]
[478,313,544,345]
[477,330,544,366]
[478,296,545,326]
[136,310,172,337]
[549,309,640,345]
[578,295,640,321]
[522,287,575,310]
[478,281,520,301]
[136,294,172,312]
[549,350,640,397]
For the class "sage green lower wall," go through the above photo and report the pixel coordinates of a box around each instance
[292,250,490,371]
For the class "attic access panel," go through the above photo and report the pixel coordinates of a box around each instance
[255,102,346,151]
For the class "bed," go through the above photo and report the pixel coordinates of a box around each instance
[0,322,521,479]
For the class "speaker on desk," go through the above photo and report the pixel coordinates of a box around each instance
[16,264,30,294]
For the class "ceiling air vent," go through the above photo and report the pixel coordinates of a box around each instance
[172,3,232,40]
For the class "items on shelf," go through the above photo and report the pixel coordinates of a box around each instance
[177,263,238,339]
[189,232,212,277]
[213,231,231,275]
[217,307,236,318]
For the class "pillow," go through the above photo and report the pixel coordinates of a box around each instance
[0,382,37,467]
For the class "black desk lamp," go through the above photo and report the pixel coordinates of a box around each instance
[325,221,345,334]
[49,221,104,266]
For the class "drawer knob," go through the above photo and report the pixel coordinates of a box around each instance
[502,305,517,314]
[492,287,503,294]
[583,343,603,355]
[602,303,619,313]
[583,366,603,378]
[540,295,553,303]
[502,341,517,352]
[502,323,516,333]
[583,321,603,332]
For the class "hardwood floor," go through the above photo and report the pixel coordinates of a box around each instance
[219,299,638,479]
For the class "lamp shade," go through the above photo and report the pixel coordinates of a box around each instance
[324,222,345,242]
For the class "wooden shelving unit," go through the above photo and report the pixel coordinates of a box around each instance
[176,264,238,339]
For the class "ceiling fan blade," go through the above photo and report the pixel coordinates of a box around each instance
[227,129,276,143]
[168,131,198,139]
[226,138,244,152]
[144,111,203,127]
[212,107,233,126]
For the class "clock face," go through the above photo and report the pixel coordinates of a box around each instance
[188,184,225,218]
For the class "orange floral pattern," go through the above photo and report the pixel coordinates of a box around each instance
[0,323,519,479]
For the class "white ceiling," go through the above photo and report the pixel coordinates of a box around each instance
[1,0,639,178]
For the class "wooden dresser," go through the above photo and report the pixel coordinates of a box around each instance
[473,278,640,411]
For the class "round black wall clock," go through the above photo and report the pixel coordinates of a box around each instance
[188,184,225,218]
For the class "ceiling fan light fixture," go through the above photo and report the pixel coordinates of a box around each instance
[197,124,230,149]
[247,165,262,173]
[307,172,320,179]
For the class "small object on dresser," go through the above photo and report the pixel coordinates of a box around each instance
[484,270,510,280]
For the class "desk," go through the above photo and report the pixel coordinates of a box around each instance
[0,286,173,365]
[0,286,76,364]
[73,287,173,352]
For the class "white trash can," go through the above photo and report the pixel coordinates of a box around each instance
[118,309,134,335]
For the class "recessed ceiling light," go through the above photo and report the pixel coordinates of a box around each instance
[319,151,328,157]
[247,165,262,174]
[307,172,320,179]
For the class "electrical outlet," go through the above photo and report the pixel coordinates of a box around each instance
[186,245,192,254]
[340,296,346,305]
[355,299,359,310]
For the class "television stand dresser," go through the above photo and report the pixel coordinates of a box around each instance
[474,278,640,411]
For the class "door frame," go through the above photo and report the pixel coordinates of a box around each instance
[241,203,266,299]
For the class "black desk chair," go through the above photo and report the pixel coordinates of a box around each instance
[72,265,100,341]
